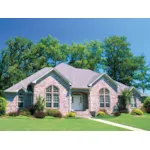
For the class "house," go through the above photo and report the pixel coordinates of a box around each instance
[4,63,144,116]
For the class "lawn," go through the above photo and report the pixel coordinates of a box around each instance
[100,113,150,130]
[0,116,128,131]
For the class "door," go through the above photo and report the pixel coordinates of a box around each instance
[72,95,83,111]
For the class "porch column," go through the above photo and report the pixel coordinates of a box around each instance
[69,89,72,112]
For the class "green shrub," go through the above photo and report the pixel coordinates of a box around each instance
[143,97,150,113]
[19,108,31,116]
[131,108,143,115]
[99,109,108,114]
[0,97,7,116]
[53,111,63,118]
[34,111,46,119]
[113,112,121,116]
[8,111,19,116]
[46,109,59,116]
[30,96,45,115]
[97,111,105,117]
[66,112,76,117]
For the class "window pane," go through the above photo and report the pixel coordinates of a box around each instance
[106,103,110,107]
[18,102,23,107]
[105,89,109,94]
[54,103,59,108]
[46,93,52,102]
[46,103,51,107]
[100,96,104,102]
[100,89,104,94]
[100,103,104,107]
[46,86,52,92]
[105,95,110,102]
[53,86,59,92]
[54,94,59,102]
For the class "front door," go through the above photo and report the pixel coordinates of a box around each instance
[72,95,83,111]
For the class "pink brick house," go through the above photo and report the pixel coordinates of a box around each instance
[4,63,144,116]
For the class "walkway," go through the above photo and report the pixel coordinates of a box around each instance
[89,118,146,131]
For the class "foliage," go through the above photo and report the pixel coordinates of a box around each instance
[46,109,59,116]
[97,111,105,117]
[99,109,108,114]
[131,108,143,115]
[121,89,133,110]
[34,111,46,119]
[66,112,76,117]
[0,97,7,115]
[113,112,121,116]
[18,108,31,116]
[53,111,63,118]
[8,111,19,116]
[143,97,150,113]
[103,36,144,85]
[30,96,45,115]
[90,111,97,117]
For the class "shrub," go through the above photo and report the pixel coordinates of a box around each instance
[46,109,59,116]
[8,111,19,116]
[29,96,45,115]
[143,97,150,113]
[53,111,63,118]
[113,112,121,116]
[0,97,7,116]
[131,108,143,115]
[90,111,97,117]
[97,111,105,117]
[34,111,46,119]
[19,108,31,116]
[99,109,108,114]
[119,109,129,114]
[66,112,76,117]
[140,105,146,113]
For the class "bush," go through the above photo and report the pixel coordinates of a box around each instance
[34,111,46,119]
[0,97,7,116]
[46,109,59,116]
[143,97,150,113]
[97,111,105,117]
[119,109,129,114]
[53,111,63,118]
[113,112,121,116]
[90,111,96,117]
[131,108,143,115]
[66,112,76,117]
[19,108,31,116]
[29,96,45,115]
[8,111,19,116]
[140,105,146,113]
[99,109,108,114]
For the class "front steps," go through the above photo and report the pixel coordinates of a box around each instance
[74,110,92,118]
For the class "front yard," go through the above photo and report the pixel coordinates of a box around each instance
[100,113,150,130]
[0,116,128,131]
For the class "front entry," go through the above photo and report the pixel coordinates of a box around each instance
[72,95,83,111]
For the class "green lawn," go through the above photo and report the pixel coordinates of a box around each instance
[0,116,128,131]
[100,113,150,130]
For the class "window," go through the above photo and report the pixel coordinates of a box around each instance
[18,93,24,108]
[99,88,110,108]
[131,96,137,108]
[46,85,59,108]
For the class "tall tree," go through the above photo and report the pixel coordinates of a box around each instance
[103,36,140,85]
[133,55,150,93]
[69,40,104,71]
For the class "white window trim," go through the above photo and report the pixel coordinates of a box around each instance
[100,88,110,108]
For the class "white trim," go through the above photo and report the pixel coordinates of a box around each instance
[16,87,27,93]
[88,73,118,87]
[129,86,143,96]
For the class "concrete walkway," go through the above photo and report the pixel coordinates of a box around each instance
[89,118,146,131]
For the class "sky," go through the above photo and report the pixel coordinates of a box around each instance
[0,18,150,94]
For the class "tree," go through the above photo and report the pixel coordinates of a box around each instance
[69,40,104,71]
[133,55,150,93]
[103,36,141,85]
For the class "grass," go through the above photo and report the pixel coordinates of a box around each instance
[100,113,150,130]
[0,116,128,131]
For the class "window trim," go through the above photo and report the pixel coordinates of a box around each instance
[18,93,24,108]
[99,88,110,108]
[131,96,137,108]
[45,85,59,108]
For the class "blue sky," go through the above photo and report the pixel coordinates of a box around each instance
[0,18,150,94]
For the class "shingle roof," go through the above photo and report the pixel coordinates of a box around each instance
[4,67,53,92]
[5,63,141,95]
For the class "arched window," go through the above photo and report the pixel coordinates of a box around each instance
[100,88,110,108]
[46,85,59,108]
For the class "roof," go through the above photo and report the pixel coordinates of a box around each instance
[4,63,143,96]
